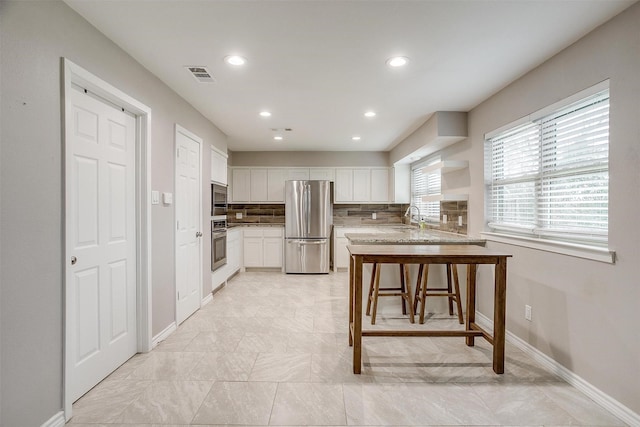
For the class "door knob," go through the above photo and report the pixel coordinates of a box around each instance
[71,256,77,265]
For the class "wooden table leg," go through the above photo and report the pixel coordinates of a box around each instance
[465,263,477,347]
[493,257,507,374]
[353,256,363,374]
[348,254,354,346]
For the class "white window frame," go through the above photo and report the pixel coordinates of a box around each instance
[483,80,615,264]
[410,156,441,224]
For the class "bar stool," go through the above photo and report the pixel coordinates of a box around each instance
[366,263,415,325]
[412,263,464,325]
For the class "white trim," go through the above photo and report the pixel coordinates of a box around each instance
[62,58,153,420]
[210,144,228,158]
[41,411,65,427]
[481,231,615,264]
[475,312,640,427]
[202,292,213,306]
[152,321,177,348]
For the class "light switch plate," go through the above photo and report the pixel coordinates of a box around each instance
[236,212,243,219]
[151,191,160,205]
[163,192,173,205]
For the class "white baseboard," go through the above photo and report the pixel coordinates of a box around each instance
[202,292,213,306]
[41,411,65,427]
[151,321,177,348]
[475,312,640,427]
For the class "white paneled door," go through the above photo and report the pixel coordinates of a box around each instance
[66,86,137,403]
[175,126,202,325]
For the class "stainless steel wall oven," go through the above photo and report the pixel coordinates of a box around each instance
[211,218,227,271]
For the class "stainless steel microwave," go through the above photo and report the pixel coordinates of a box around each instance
[211,183,227,217]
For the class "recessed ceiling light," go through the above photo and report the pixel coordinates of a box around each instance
[273,136,283,141]
[224,55,247,66]
[364,111,376,118]
[386,56,409,67]
[352,136,361,141]
[259,111,271,117]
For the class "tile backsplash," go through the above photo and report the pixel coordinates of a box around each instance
[227,204,285,224]
[333,204,406,226]
[227,201,468,234]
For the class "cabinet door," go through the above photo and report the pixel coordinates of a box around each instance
[335,237,350,269]
[267,169,287,202]
[370,168,390,202]
[352,169,371,202]
[211,149,228,185]
[288,168,310,181]
[243,237,263,267]
[227,229,241,272]
[231,169,251,202]
[309,168,335,181]
[334,169,353,202]
[250,169,268,202]
[263,237,283,267]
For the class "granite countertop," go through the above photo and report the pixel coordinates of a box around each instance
[344,227,485,245]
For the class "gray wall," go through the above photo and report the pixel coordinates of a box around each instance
[439,3,640,414]
[0,1,227,425]
[230,150,389,167]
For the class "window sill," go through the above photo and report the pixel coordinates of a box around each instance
[480,232,615,264]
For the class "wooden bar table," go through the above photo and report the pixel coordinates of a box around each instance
[347,244,511,375]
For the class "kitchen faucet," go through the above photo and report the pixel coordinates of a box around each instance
[404,205,422,224]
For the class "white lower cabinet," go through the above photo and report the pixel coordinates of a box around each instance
[226,228,242,275]
[243,227,283,268]
[333,227,378,270]
[335,236,350,269]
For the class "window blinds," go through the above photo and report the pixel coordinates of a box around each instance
[411,158,441,221]
[486,88,609,244]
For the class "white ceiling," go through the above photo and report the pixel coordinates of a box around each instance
[64,0,633,153]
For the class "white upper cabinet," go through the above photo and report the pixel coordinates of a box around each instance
[267,168,287,202]
[335,169,353,202]
[334,167,392,203]
[250,169,268,201]
[231,168,251,202]
[210,148,228,185]
[287,168,310,181]
[352,169,371,202]
[370,168,390,202]
[230,166,391,203]
[309,168,335,181]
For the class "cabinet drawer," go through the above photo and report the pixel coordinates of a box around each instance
[243,228,264,238]
[263,228,283,237]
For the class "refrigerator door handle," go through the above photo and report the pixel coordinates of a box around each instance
[304,184,311,236]
[287,239,325,245]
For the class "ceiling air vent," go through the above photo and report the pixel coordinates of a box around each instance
[185,66,216,83]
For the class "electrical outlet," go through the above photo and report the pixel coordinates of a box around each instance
[458,216,463,226]
[236,212,243,219]
[525,305,532,321]
[442,214,447,224]
[372,212,377,220]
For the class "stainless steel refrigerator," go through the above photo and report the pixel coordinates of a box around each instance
[285,180,332,273]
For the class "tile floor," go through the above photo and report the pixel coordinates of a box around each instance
[68,271,626,426]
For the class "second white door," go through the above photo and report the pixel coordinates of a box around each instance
[175,126,202,325]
